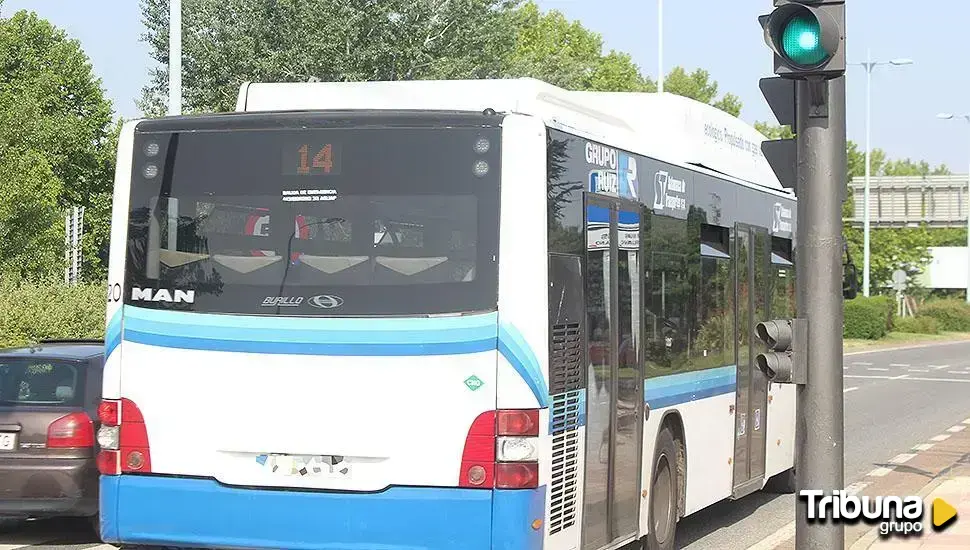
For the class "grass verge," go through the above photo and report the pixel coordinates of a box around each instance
[843,331,970,353]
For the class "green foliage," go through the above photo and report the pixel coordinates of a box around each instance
[867,294,895,332]
[662,67,741,116]
[843,297,891,340]
[140,0,743,117]
[0,279,106,348]
[919,299,970,332]
[893,316,940,335]
[0,9,117,280]
[140,0,522,114]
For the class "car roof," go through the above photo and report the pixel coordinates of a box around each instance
[0,340,104,360]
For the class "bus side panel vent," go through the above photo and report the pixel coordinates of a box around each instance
[549,322,583,395]
[548,388,582,535]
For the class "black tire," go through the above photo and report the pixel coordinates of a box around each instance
[643,427,679,550]
[764,466,797,494]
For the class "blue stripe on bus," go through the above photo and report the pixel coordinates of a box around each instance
[644,365,737,410]
[586,207,641,226]
[107,306,552,408]
[99,475,506,550]
[105,309,122,360]
[119,306,498,356]
[587,205,609,223]
[618,210,640,225]
[498,323,551,409]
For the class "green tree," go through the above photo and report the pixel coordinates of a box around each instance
[504,1,651,92]
[662,67,742,117]
[0,9,117,280]
[139,0,521,114]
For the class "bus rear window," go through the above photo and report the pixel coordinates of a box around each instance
[125,121,501,317]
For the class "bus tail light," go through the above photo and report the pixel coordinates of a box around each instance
[459,409,539,490]
[97,398,151,475]
[495,462,539,489]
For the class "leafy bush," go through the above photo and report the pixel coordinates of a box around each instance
[0,278,105,348]
[844,297,889,339]
[920,299,970,332]
[893,316,940,335]
[868,295,896,332]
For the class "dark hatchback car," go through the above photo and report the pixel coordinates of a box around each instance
[0,340,103,529]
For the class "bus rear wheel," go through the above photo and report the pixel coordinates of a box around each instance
[643,426,678,550]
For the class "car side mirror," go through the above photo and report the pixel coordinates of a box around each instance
[843,261,859,300]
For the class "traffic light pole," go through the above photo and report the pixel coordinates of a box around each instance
[794,76,846,549]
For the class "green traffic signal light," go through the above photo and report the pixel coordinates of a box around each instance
[780,14,828,66]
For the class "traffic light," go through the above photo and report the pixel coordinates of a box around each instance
[755,319,807,385]
[759,0,845,80]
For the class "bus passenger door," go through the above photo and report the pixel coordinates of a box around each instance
[731,224,771,498]
[582,194,644,550]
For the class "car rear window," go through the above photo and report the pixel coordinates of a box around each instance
[0,360,84,407]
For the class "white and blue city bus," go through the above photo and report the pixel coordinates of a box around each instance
[97,78,798,550]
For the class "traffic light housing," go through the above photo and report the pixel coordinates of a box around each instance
[755,319,807,385]
[759,0,845,80]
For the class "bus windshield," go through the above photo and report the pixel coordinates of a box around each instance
[124,118,501,316]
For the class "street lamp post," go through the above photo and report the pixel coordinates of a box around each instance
[849,52,913,297]
[169,0,182,116]
[937,113,970,303]
[657,0,663,93]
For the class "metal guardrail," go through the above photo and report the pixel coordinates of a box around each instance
[847,175,970,228]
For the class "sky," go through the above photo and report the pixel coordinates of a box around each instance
[2,0,968,174]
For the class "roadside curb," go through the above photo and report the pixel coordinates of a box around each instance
[844,337,970,356]
[847,417,970,549]
[848,470,951,549]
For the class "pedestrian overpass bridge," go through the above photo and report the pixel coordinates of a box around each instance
[848,175,970,228]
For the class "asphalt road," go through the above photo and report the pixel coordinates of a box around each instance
[3,341,970,550]
[676,340,970,550]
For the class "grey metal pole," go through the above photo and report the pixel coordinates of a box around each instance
[862,50,871,297]
[169,0,182,116]
[794,76,846,550]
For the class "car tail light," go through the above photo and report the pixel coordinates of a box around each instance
[47,412,95,448]
[96,398,151,475]
[459,409,539,490]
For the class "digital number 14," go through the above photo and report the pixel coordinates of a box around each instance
[297,144,333,174]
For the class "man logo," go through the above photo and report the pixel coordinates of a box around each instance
[308,295,344,309]
[131,287,195,303]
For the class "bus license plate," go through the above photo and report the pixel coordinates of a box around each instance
[0,433,16,451]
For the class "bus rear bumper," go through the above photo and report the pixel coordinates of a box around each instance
[98,475,545,550]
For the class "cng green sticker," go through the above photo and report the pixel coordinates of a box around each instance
[464,375,484,391]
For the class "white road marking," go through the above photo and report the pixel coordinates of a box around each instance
[913,443,935,451]
[890,363,910,367]
[964,418,970,425]
[747,481,870,550]
[844,375,970,383]
[0,539,59,550]
[930,364,951,370]
[908,368,930,373]
[868,466,894,477]
[868,367,889,372]
[947,425,967,433]
[946,371,970,376]
[746,521,795,550]
[853,361,873,366]
[890,453,917,464]
[931,434,952,442]
[843,386,859,393]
